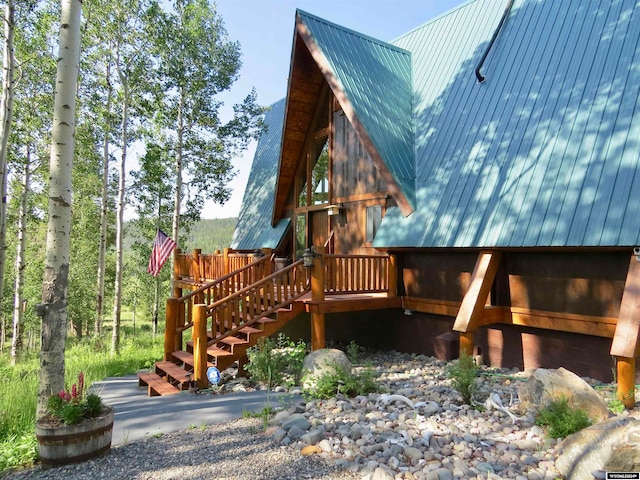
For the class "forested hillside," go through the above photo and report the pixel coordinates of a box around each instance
[182,218,238,253]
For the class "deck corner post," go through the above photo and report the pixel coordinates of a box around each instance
[616,356,636,409]
[165,298,179,361]
[311,246,326,350]
[388,254,398,297]
[193,304,209,389]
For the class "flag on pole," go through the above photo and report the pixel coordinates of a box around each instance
[148,229,177,277]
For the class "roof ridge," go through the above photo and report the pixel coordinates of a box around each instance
[295,9,411,57]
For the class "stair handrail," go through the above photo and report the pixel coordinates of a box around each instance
[164,253,275,359]
[205,259,310,345]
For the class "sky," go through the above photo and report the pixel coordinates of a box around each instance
[203,0,465,219]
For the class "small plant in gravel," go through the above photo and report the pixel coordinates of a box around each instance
[535,397,592,438]
[304,363,380,399]
[445,352,479,405]
[246,334,307,388]
[346,341,363,363]
[242,406,274,430]
[608,397,626,415]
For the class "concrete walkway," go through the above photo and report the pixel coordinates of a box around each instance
[91,375,298,446]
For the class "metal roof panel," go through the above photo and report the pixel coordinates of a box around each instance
[231,99,290,250]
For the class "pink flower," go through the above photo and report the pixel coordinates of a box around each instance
[72,384,77,399]
[59,390,66,399]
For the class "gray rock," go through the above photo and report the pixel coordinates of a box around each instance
[518,367,609,422]
[281,413,310,431]
[556,416,640,480]
[403,446,423,461]
[286,425,304,440]
[300,428,324,445]
[273,427,287,443]
[300,348,352,388]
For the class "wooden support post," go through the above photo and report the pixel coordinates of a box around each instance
[453,251,501,358]
[388,254,397,297]
[193,304,208,389]
[616,357,636,409]
[610,254,640,408]
[311,246,325,351]
[459,331,474,357]
[164,298,178,361]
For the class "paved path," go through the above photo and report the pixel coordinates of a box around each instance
[91,375,298,446]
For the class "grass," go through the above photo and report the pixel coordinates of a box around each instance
[0,329,163,473]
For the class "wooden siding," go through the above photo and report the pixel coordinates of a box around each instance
[503,252,627,317]
[401,252,478,301]
[332,109,387,198]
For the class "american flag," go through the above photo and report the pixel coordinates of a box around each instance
[147,229,177,277]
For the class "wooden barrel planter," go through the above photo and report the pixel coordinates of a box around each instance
[36,407,114,467]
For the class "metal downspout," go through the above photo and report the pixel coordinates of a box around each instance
[475,0,515,83]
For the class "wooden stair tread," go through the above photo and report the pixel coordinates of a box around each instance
[220,336,249,345]
[171,350,214,369]
[207,345,234,356]
[138,371,181,397]
[155,361,191,384]
[239,326,261,334]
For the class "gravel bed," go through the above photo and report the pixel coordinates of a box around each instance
[5,351,635,480]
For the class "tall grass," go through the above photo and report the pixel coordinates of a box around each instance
[0,330,163,473]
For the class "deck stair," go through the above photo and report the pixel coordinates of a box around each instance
[138,257,309,396]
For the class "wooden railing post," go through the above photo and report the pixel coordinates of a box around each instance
[164,298,178,361]
[459,331,474,357]
[223,248,230,275]
[173,248,182,298]
[193,304,208,389]
[193,249,204,303]
[388,254,397,297]
[311,246,325,351]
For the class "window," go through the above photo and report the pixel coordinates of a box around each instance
[295,213,306,259]
[366,205,382,243]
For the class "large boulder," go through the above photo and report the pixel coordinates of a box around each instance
[300,348,351,389]
[556,416,640,479]
[518,367,609,422]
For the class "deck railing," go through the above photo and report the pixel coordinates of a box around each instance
[324,253,392,294]
[174,248,264,283]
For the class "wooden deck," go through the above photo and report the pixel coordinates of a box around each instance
[297,291,401,314]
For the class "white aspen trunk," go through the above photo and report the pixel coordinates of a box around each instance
[10,147,30,365]
[37,0,82,420]
[95,64,112,336]
[0,0,15,338]
[171,90,184,294]
[111,78,128,356]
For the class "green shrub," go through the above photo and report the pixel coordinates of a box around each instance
[246,334,307,388]
[305,363,379,399]
[445,352,478,405]
[535,397,592,438]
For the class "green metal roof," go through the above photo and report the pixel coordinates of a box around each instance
[230,99,290,250]
[375,0,640,248]
[296,10,416,209]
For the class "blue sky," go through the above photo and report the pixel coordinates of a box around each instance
[204,0,464,218]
